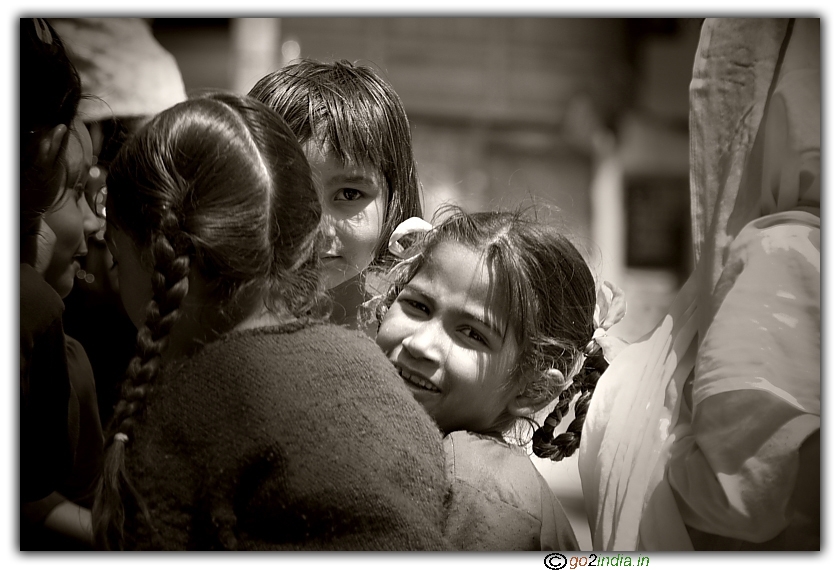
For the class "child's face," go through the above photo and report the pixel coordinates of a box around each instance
[376,241,520,434]
[42,119,98,298]
[303,141,387,290]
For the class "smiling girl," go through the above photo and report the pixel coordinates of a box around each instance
[374,206,621,550]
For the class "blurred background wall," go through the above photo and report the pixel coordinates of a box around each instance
[151,16,702,344]
[149,17,704,548]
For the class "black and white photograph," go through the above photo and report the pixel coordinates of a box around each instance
[8,3,827,564]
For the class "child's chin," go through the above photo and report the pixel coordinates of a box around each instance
[51,266,78,299]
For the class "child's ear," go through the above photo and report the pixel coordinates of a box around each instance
[506,369,566,417]
[41,124,70,165]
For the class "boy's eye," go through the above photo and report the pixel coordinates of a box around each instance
[335,188,363,201]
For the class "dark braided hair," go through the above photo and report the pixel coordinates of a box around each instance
[249,59,423,270]
[92,92,322,549]
[375,205,607,450]
[532,345,609,460]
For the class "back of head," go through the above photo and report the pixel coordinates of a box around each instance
[97,91,321,549]
[249,59,422,264]
[107,91,322,318]
[48,18,188,174]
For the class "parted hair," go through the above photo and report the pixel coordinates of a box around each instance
[376,206,608,460]
[248,58,422,269]
[92,92,323,549]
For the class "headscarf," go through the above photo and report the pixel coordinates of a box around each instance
[48,18,187,122]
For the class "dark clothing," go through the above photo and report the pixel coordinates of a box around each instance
[122,320,449,550]
[20,264,73,504]
[20,265,104,550]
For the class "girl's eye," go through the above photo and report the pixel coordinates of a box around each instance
[400,298,429,315]
[336,188,363,201]
[462,327,488,346]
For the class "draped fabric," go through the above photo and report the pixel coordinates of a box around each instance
[48,18,186,122]
[579,18,820,550]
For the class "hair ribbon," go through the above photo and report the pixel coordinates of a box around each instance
[586,281,628,361]
[388,216,434,260]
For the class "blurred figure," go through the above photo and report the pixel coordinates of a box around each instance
[48,18,187,425]
[578,18,819,550]
[20,18,102,550]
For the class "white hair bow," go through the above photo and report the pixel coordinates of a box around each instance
[388,216,434,258]
[588,281,628,362]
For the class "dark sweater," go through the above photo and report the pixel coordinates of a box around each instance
[20,264,73,503]
[21,336,104,550]
[121,320,449,550]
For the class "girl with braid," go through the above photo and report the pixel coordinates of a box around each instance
[374,206,625,550]
[94,92,449,550]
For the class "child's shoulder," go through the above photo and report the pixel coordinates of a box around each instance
[443,430,574,546]
[20,263,65,333]
[445,430,518,454]
[196,319,397,386]
[443,430,540,499]
[208,318,375,353]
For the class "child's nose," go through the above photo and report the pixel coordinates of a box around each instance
[402,320,445,363]
[80,195,101,238]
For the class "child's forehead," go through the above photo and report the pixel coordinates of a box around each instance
[307,122,385,166]
[304,136,377,169]
[424,242,513,313]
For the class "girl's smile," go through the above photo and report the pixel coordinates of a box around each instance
[396,363,441,393]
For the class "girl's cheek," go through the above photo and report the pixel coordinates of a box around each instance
[376,311,404,352]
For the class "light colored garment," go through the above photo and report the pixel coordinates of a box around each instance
[444,430,580,551]
[48,18,186,122]
[579,18,820,550]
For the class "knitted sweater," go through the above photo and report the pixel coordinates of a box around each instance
[121,320,449,550]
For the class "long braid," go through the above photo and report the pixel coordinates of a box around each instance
[93,210,191,550]
[90,92,326,548]
[533,345,609,461]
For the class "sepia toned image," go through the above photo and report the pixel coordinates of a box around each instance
[17,14,820,554]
